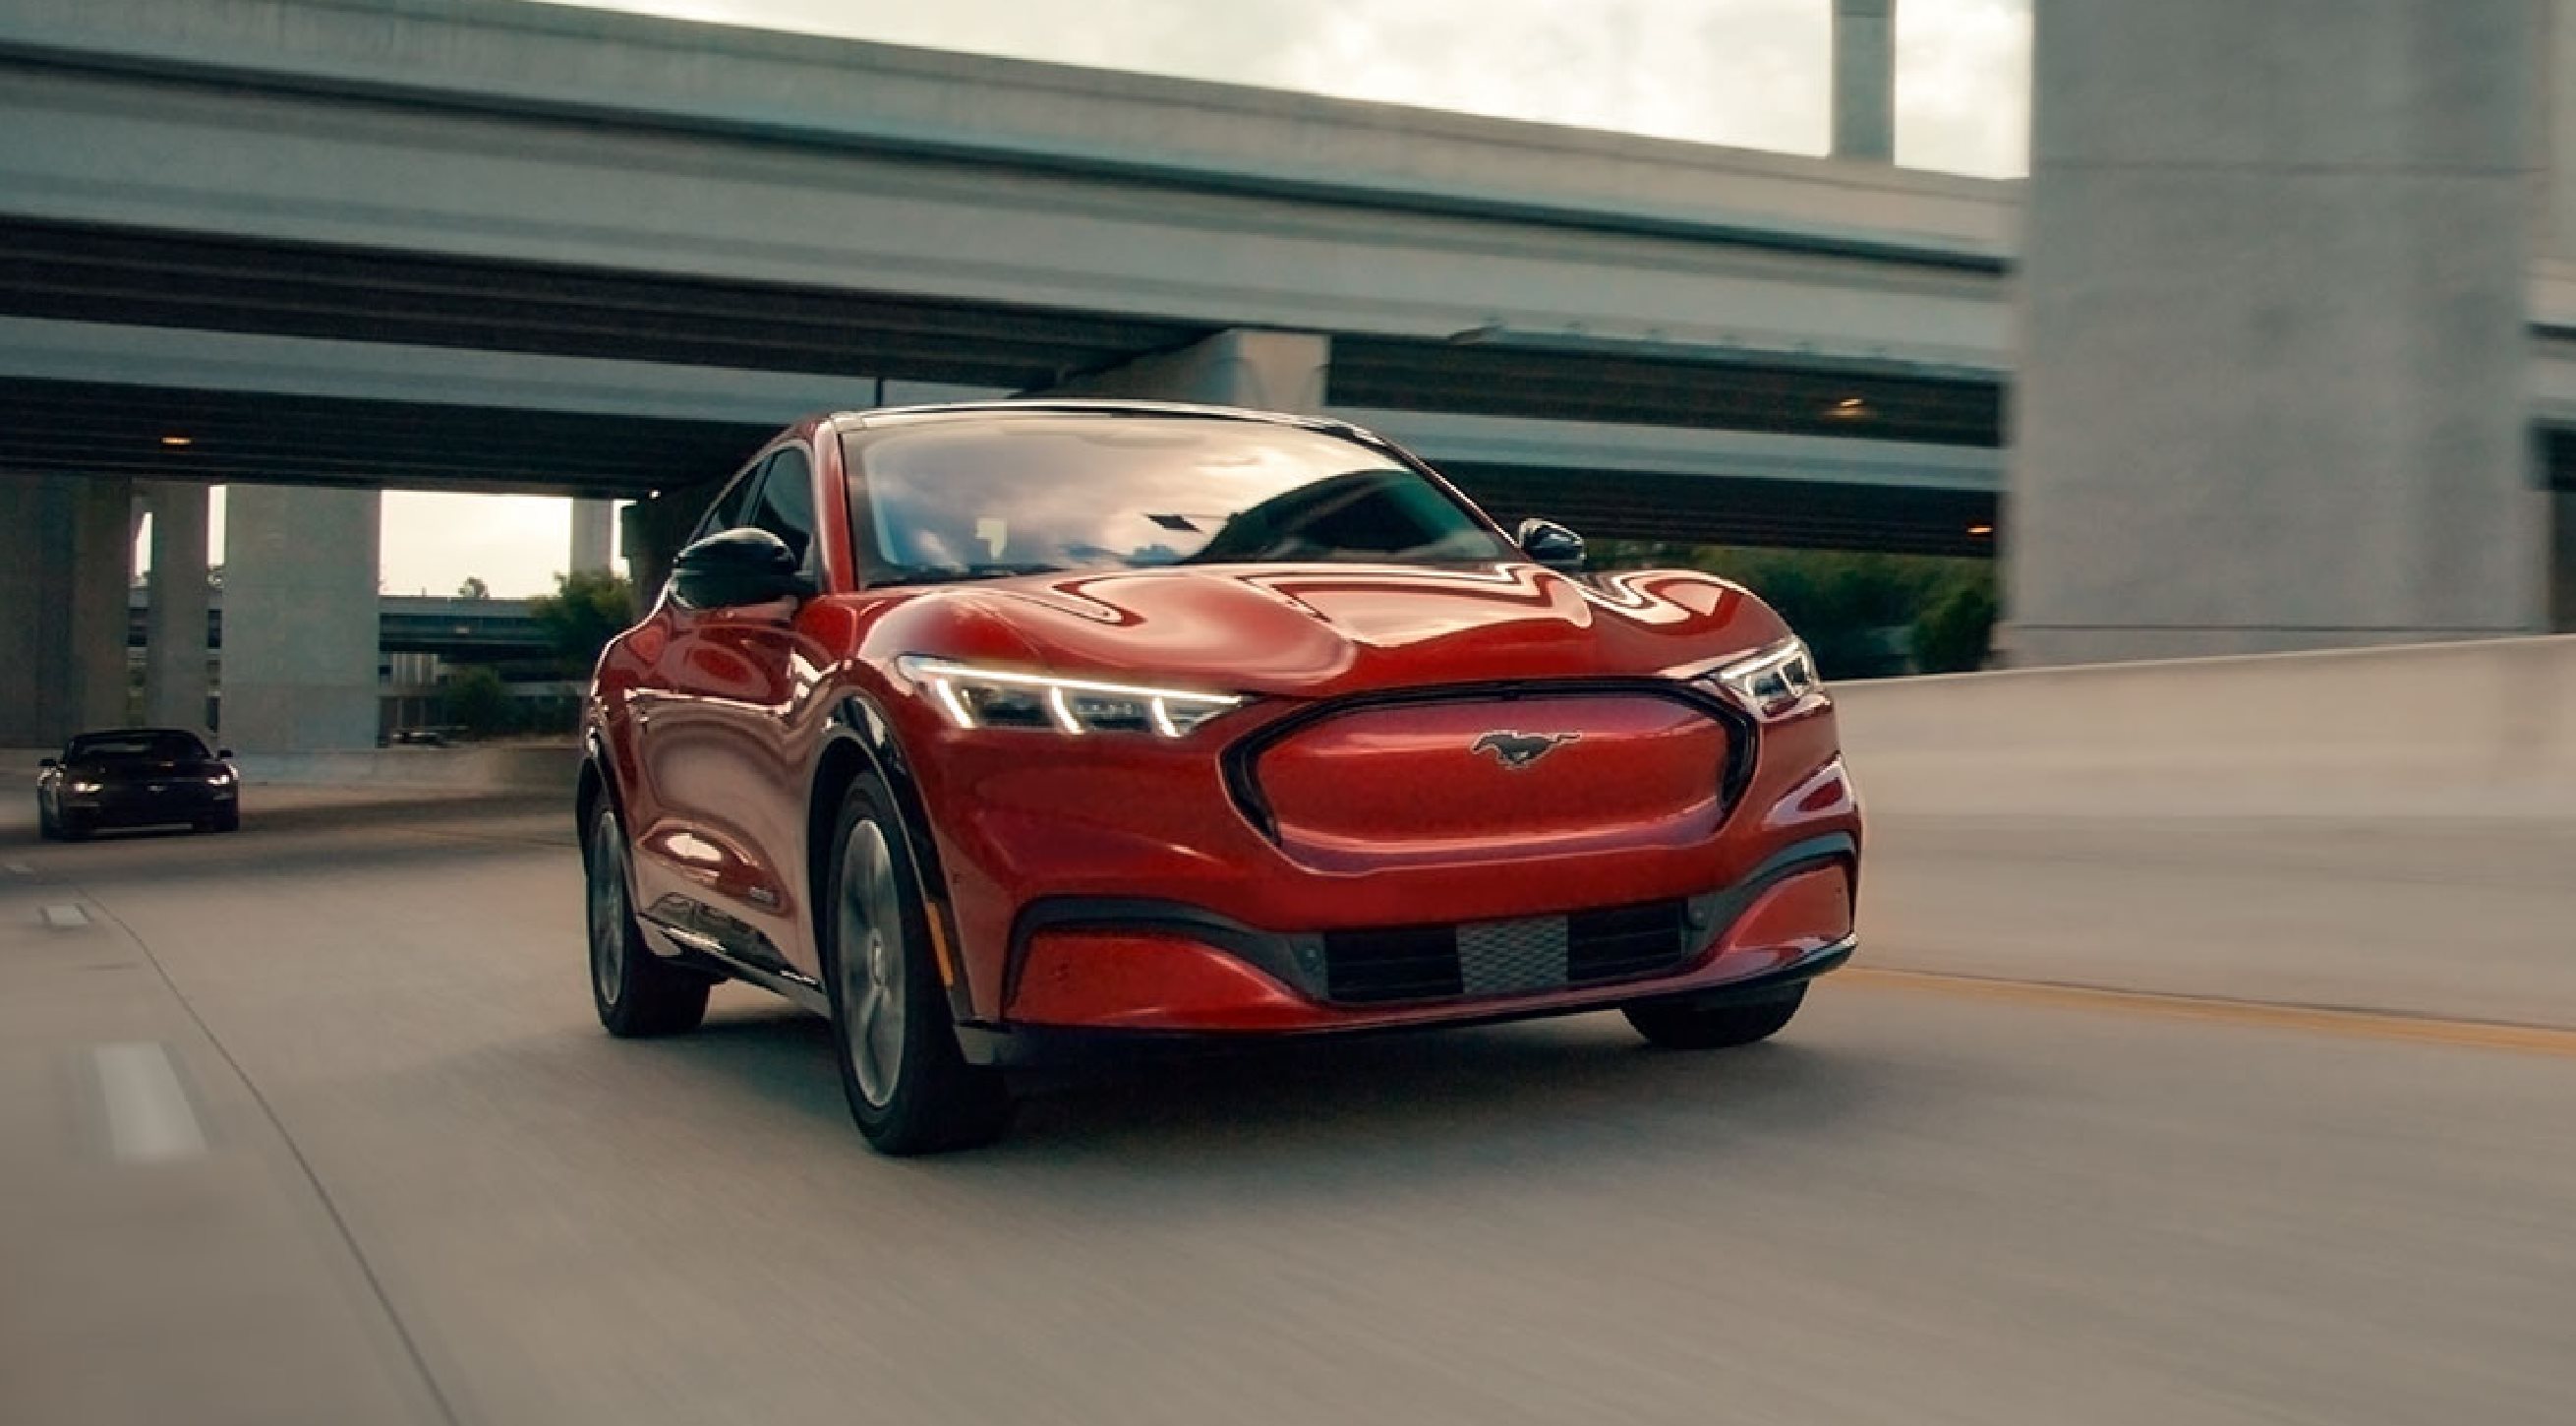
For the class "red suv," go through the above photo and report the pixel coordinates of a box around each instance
[580,403,1861,1154]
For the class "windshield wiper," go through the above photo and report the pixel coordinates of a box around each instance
[874,563,1070,587]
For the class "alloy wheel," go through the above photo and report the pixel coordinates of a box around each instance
[835,821,908,1108]
[588,810,630,1009]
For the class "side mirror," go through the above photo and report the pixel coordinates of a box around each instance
[38,757,57,769]
[215,748,233,760]
[1515,518,1586,573]
[671,528,814,611]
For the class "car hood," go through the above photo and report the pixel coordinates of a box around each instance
[876,562,1791,699]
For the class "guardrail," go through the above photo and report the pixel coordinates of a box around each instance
[1834,633,2576,817]
[232,744,581,795]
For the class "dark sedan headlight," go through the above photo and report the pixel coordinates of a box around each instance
[66,778,103,796]
[897,657,1244,739]
[1706,637,1826,722]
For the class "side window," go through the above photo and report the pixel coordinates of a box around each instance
[745,446,818,571]
[690,456,770,545]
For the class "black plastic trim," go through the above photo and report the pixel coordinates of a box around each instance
[1000,831,1855,1023]
[820,694,980,1025]
[1219,678,1760,845]
[955,932,1856,1068]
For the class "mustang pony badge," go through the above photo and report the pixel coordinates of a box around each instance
[1473,731,1580,770]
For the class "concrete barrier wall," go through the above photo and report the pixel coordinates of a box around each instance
[1835,633,2576,817]
[232,743,582,796]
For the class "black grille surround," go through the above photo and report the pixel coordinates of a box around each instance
[1219,678,1762,845]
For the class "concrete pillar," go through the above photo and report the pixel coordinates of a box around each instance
[569,498,616,575]
[1043,329,1330,414]
[2546,2,2576,626]
[2008,0,2545,665]
[621,490,707,605]
[141,482,212,733]
[2545,0,2576,261]
[1832,0,1896,163]
[221,486,381,751]
[0,475,133,744]
[2554,492,2576,632]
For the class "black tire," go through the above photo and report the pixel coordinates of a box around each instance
[585,802,710,1038]
[820,776,1009,1156]
[198,808,240,834]
[1624,984,1808,1050]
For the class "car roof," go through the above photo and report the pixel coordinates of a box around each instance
[72,727,201,741]
[819,398,1379,442]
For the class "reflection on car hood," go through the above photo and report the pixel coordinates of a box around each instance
[916,562,1790,698]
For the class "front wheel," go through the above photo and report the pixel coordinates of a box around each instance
[586,802,710,1038]
[1624,985,1807,1050]
[822,778,1009,1156]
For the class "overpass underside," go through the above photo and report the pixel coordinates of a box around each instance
[17,0,2573,748]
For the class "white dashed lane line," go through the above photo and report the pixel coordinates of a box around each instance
[92,1041,209,1163]
[40,903,89,928]
[3,861,32,875]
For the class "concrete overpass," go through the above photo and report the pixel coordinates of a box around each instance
[0,0,2021,751]
[6,0,2576,750]
[0,0,2014,509]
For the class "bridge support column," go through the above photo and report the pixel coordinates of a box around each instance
[2555,494,2576,632]
[621,491,706,606]
[221,486,381,751]
[569,498,616,576]
[142,482,212,734]
[1832,0,1896,162]
[1042,330,1330,415]
[0,475,133,744]
[2008,0,2544,665]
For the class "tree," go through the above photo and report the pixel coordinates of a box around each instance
[442,664,516,739]
[1590,539,1995,680]
[527,569,638,674]
[1911,577,1999,675]
[457,575,491,599]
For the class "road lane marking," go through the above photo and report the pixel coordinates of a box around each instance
[93,1042,209,1163]
[40,903,88,928]
[1842,967,2576,1059]
[3,861,31,875]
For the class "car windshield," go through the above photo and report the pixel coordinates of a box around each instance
[845,414,1515,585]
[68,731,208,763]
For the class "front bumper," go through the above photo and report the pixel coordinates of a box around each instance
[957,934,1853,1068]
[946,826,1856,1065]
[914,682,1863,1035]
[61,784,235,826]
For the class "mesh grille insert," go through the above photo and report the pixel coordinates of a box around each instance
[1320,898,1694,1006]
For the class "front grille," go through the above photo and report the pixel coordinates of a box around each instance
[1321,898,1694,1006]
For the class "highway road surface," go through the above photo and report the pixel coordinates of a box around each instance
[3,789,2571,1425]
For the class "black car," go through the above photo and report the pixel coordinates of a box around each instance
[37,729,240,839]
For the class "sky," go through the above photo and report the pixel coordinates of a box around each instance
[230,0,2032,599]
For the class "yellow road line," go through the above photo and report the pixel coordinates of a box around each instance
[1840,967,2576,1058]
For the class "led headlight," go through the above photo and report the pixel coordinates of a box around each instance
[897,657,1244,739]
[1708,637,1825,721]
[68,779,103,795]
